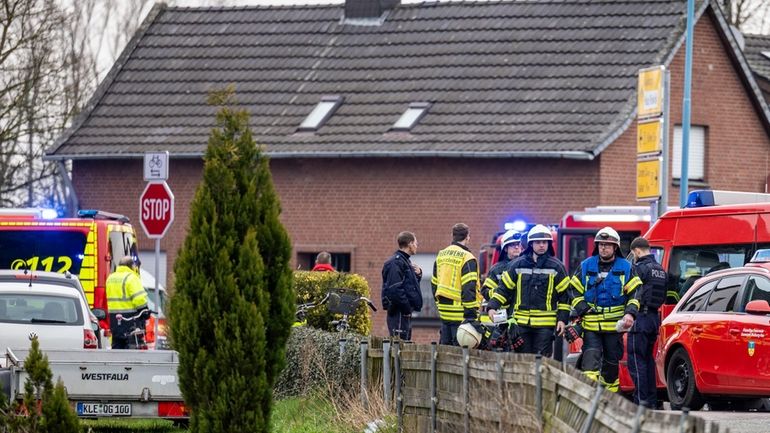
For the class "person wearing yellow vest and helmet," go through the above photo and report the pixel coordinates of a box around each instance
[431,223,481,346]
[106,256,150,349]
[568,227,642,392]
[487,224,570,357]
[479,230,522,350]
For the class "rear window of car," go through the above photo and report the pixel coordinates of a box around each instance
[0,293,83,325]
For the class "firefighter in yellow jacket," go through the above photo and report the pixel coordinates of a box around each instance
[106,256,150,349]
[431,223,481,346]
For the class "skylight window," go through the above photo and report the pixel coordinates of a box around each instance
[762,51,770,61]
[392,102,431,131]
[298,96,343,131]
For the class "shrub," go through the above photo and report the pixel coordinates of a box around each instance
[170,87,293,433]
[293,271,372,335]
[274,326,362,399]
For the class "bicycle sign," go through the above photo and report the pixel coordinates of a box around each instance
[143,151,169,181]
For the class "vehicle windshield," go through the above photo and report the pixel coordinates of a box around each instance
[0,230,87,274]
[145,288,166,315]
[0,293,83,325]
[668,245,750,300]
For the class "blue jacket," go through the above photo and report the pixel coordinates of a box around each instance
[381,250,423,315]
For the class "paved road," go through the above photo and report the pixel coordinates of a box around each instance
[659,408,770,433]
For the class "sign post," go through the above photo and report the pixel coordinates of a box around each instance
[141,153,173,346]
[637,66,668,222]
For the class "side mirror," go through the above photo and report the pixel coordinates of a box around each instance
[745,300,770,315]
[91,308,107,320]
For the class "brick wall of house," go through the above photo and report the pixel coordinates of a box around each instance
[73,157,599,342]
[599,12,770,205]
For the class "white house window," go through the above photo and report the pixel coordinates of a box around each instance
[672,125,705,181]
[298,96,343,131]
[392,102,431,131]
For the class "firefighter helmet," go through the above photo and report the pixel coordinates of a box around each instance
[456,322,483,348]
[527,224,553,244]
[500,230,522,250]
[594,227,620,246]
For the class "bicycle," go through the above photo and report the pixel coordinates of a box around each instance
[114,309,154,350]
[293,293,330,327]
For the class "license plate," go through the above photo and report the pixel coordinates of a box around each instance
[76,402,132,417]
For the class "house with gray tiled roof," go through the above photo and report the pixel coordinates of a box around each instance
[45,0,770,340]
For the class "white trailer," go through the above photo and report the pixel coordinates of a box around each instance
[0,348,188,422]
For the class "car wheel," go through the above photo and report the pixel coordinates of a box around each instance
[666,348,705,410]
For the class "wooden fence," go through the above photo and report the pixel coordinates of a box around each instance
[362,338,729,433]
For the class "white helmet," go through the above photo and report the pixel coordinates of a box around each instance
[456,322,483,349]
[595,227,620,246]
[500,230,522,250]
[526,224,553,244]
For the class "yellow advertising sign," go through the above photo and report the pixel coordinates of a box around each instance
[637,119,662,154]
[637,158,662,201]
[638,66,664,118]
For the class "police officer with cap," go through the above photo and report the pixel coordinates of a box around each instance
[627,236,667,408]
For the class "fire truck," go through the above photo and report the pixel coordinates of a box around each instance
[0,209,165,348]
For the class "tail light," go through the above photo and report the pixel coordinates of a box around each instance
[146,316,156,343]
[158,401,189,418]
[83,329,98,349]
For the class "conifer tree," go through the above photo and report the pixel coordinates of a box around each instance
[170,87,293,433]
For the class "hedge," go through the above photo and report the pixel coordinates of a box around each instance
[293,271,372,335]
[274,326,362,399]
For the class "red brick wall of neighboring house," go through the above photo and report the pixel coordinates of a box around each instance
[73,157,599,342]
[599,11,770,206]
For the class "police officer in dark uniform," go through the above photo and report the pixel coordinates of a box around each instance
[627,236,667,408]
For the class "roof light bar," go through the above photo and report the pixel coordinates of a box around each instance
[685,190,770,208]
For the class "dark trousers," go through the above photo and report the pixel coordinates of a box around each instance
[581,330,624,390]
[112,337,128,350]
[387,313,412,341]
[515,325,555,357]
[439,321,460,346]
[627,312,660,407]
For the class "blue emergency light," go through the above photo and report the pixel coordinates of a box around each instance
[504,220,527,232]
[686,190,770,208]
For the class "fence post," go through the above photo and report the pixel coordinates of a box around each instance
[631,403,646,433]
[580,382,603,433]
[462,346,470,433]
[535,354,543,424]
[339,338,347,358]
[383,339,392,409]
[496,351,504,433]
[679,407,690,433]
[430,342,437,433]
[360,340,368,409]
[395,341,403,433]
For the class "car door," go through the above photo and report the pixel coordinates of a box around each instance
[731,275,770,390]
[691,275,745,390]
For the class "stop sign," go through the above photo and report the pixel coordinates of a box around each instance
[140,181,175,238]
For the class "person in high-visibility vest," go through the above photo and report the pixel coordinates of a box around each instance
[481,230,522,323]
[487,224,571,357]
[568,227,642,392]
[431,223,481,346]
[106,256,150,349]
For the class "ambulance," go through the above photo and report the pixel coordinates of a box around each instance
[0,209,165,348]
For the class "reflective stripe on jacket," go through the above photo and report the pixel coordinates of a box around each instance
[431,243,480,323]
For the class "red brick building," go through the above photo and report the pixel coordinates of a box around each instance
[46,0,770,341]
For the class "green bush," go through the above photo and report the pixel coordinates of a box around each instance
[170,87,293,433]
[274,326,362,399]
[293,271,372,335]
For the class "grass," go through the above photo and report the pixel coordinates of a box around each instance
[78,394,394,433]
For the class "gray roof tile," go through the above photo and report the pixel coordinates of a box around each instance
[49,0,726,159]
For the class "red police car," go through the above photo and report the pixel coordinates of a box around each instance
[656,254,770,410]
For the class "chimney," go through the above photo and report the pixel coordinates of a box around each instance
[345,0,400,20]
